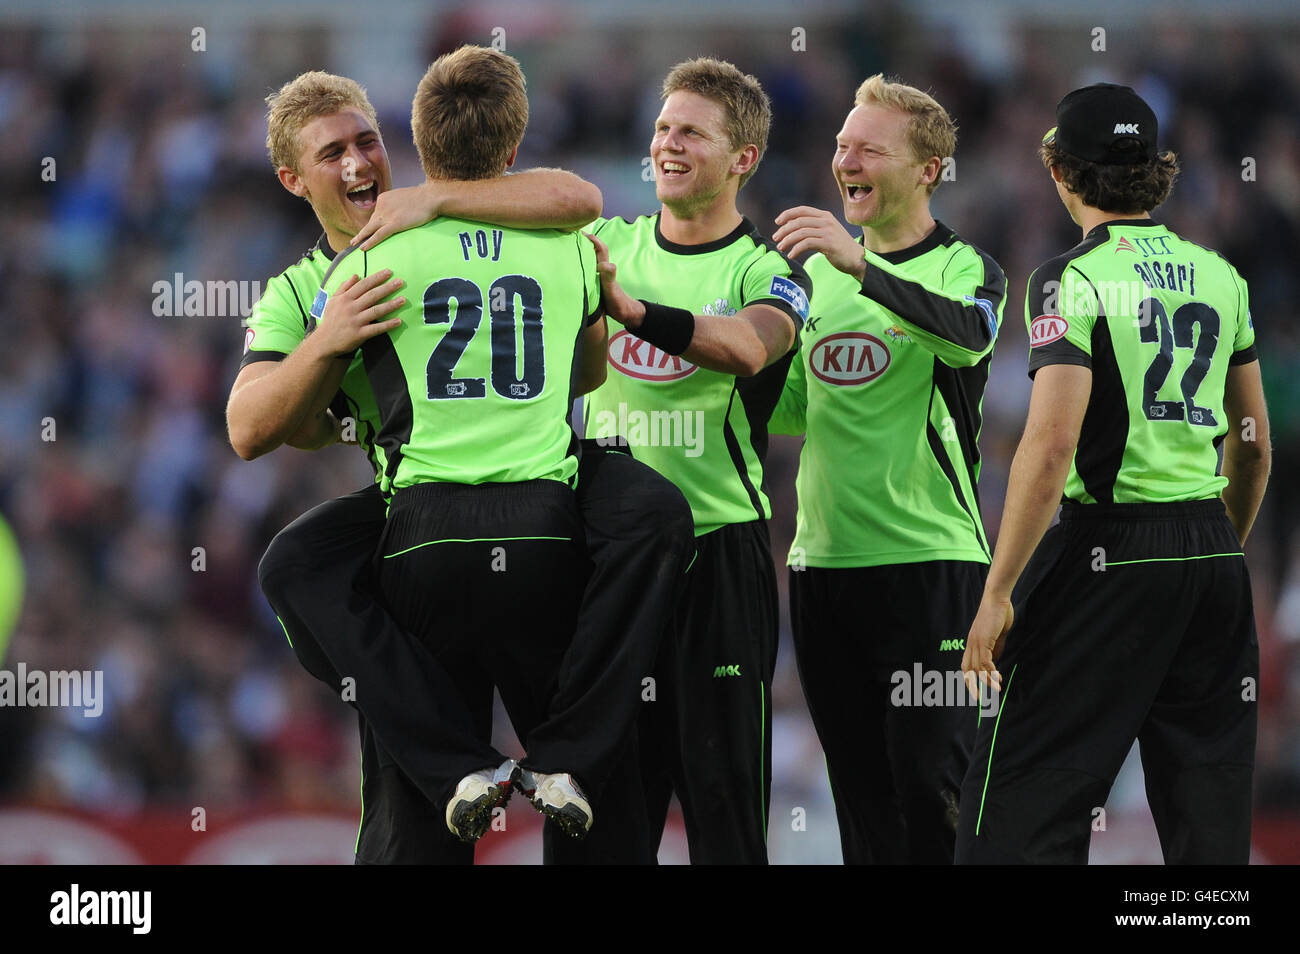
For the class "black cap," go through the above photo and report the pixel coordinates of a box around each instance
[1043,83,1158,165]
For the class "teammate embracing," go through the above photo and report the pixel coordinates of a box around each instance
[769,75,1004,863]
[361,57,812,864]
[229,60,692,864]
[958,84,1269,864]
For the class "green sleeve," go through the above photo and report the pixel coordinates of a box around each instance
[740,249,812,330]
[859,246,1004,367]
[241,274,309,365]
[1231,269,1256,359]
[769,330,808,435]
[1055,264,1099,354]
[580,231,601,324]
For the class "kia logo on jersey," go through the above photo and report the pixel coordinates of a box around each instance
[1029,315,1069,347]
[607,329,697,381]
[809,332,891,385]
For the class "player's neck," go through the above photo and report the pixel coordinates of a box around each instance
[659,200,743,247]
[324,226,353,254]
[861,208,936,255]
[1075,205,1151,239]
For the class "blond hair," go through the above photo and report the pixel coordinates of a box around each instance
[265,71,379,174]
[854,74,956,194]
[411,45,528,181]
[662,57,771,189]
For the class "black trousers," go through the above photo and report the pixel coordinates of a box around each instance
[639,519,779,865]
[258,484,495,865]
[259,442,694,864]
[955,500,1259,865]
[377,479,588,781]
[790,561,985,864]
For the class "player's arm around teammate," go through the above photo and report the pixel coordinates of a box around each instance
[586,233,794,377]
[227,175,600,459]
[227,71,614,863]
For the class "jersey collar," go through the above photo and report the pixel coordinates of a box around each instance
[653,212,754,255]
[858,220,956,265]
[315,232,336,261]
[1086,218,1163,242]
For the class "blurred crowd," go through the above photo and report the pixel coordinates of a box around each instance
[0,8,1297,854]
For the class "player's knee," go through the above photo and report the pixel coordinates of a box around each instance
[645,483,695,550]
[257,523,314,599]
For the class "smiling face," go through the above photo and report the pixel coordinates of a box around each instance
[834,103,936,230]
[651,90,751,218]
[278,107,392,247]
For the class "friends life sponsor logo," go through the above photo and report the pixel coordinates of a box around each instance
[768,275,810,323]
[0,664,103,718]
[590,402,704,458]
[151,273,263,318]
[808,332,891,385]
[50,884,150,935]
[891,662,998,717]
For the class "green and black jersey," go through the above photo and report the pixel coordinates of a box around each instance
[239,235,387,479]
[319,218,600,494]
[1026,219,1256,504]
[580,213,811,536]
[771,222,1005,568]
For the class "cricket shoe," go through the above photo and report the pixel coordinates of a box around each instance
[445,759,517,843]
[512,765,593,839]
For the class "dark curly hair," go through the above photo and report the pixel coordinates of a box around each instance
[1039,140,1180,214]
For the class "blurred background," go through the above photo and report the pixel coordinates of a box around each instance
[0,0,1297,863]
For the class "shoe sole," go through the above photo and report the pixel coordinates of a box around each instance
[531,796,592,839]
[447,783,511,843]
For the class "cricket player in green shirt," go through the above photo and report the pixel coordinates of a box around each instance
[958,84,1269,864]
[358,57,811,865]
[229,62,692,863]
[584,59,811,865]
[769,75,1005,863]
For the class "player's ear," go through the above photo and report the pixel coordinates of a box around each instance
[919,155,941,189]
[1050,164,1066,184]
[505,144,519,170]
[278,166,309,198]
[731,143,759,178]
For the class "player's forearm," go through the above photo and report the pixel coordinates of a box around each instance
[227,338,342,460]
[680,315,771,376]
[677,304,796,377]
[286,409,342,451]
[984,430,1076,600]
[1221,437,1270,545]
[434,170,602,231]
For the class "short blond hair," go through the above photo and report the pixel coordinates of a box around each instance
[265,71,380,174]
[854,74,956,194]
[662,57,771,190]
[411,45,528,181]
